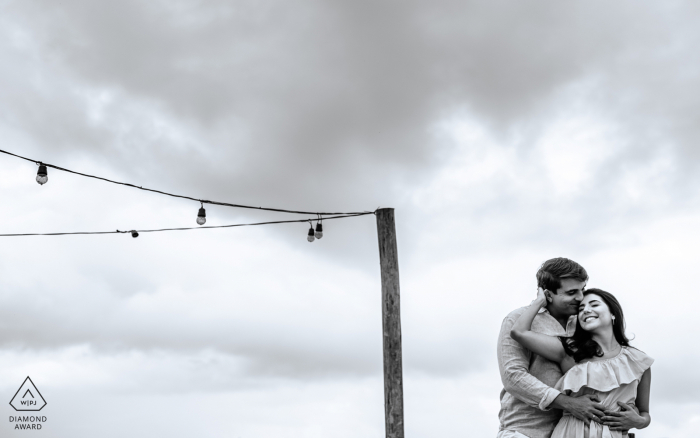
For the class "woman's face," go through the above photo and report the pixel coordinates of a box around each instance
[578,294,613,332]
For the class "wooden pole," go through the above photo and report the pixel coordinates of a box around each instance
[376,208,404,438]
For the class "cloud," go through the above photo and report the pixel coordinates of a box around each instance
[3,0,700,214]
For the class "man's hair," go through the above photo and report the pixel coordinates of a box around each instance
[536,257,588,293]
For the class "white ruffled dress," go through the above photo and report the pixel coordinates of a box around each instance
[551,346,654,438]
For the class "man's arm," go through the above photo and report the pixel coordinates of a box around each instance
[497,313,562,410]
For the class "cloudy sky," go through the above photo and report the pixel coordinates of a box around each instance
[1,0,700,436]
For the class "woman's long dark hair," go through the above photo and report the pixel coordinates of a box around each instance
[561,288,631,362]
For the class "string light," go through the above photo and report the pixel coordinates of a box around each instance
[315,220,323,239]
[197,204,206,225]
[0,149,379,242]
[0,149,373,217]
[307,223,315,242]
[36,164,48,185]
[0,213,372,238]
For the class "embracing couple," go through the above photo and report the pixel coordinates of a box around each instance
[497,258,653,438]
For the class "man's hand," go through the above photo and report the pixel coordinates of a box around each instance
[551,394,606,425]
[601,401,649,431]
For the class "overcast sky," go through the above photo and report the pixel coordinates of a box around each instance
[1,1,700,437]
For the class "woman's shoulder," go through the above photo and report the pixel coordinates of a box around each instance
[621,346,655,366]
[556,346,654,393]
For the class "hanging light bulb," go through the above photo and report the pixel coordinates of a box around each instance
[196,204,206,225]
[307,225,315,242]
[315,221,323,239]
[131,230,139,238]
[36,164,48,185]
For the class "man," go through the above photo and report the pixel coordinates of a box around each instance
[496,257,607,438]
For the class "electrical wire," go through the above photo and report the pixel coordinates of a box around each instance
[0,149,374,216]
[0,213,374,237]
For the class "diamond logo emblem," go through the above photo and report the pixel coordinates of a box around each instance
[10,377,47,411]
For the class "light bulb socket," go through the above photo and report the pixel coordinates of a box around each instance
[315,223,323,233]
[196,206,207,225]
[36,164,48,185]
[131,230,139,238]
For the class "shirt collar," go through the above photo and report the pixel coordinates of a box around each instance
[538,307,577,337]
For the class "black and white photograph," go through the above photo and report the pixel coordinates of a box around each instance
[1,1,698,437]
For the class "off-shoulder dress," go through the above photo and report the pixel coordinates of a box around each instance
[551,346,654,438]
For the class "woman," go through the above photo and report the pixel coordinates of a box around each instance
[510,288,653,438]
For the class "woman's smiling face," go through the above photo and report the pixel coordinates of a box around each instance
[578,293,613,332]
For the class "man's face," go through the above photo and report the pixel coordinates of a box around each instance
[547,278,586,316]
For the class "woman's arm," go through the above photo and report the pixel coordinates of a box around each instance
[510,288,568,365]
[635,367,652,423]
